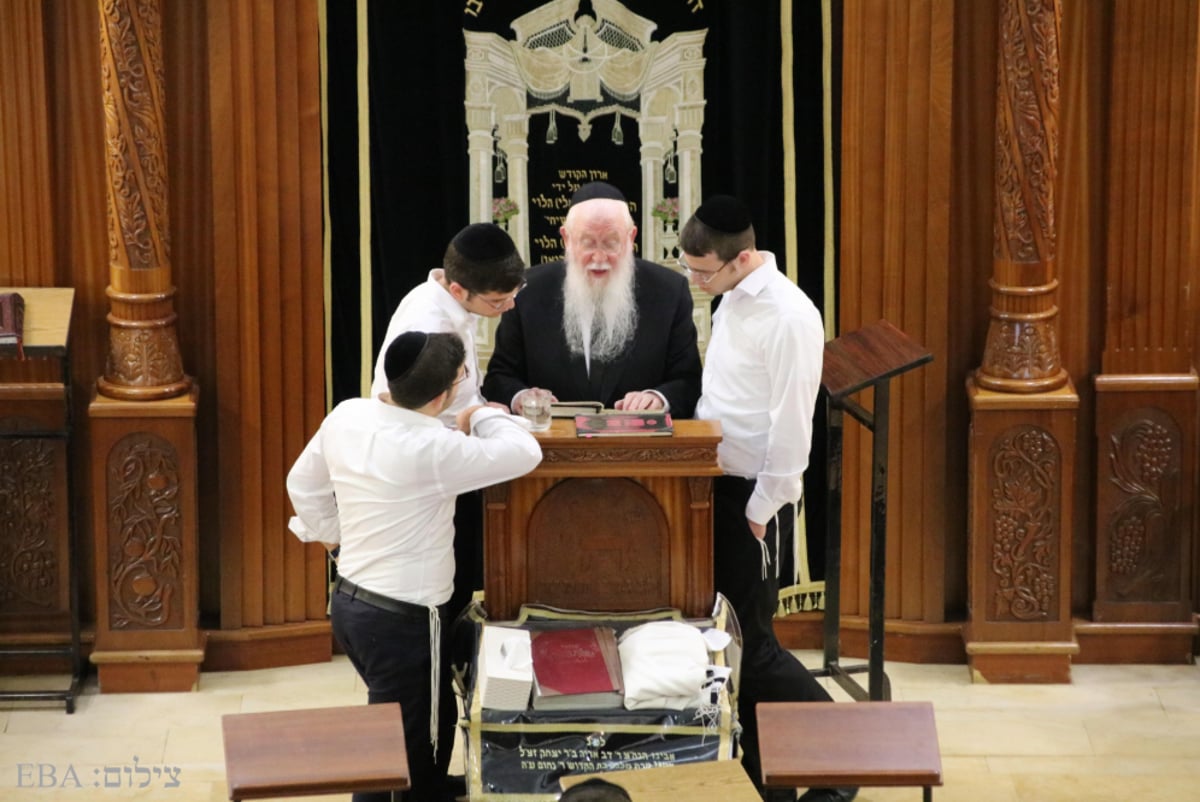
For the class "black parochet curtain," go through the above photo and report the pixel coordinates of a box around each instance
[324,0,840,583]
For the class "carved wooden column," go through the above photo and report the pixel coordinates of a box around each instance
[88,0,203,691]
[965,0,1079,682]
[1079,0,1199,663]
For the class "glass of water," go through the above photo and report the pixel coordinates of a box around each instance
[519,388,552,432]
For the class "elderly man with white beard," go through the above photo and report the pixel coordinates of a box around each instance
[483,182,702,416]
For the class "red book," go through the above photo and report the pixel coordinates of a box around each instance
[574,411,673,438]
[530,627,624,711]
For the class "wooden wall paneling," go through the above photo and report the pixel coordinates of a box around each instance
[1056,0,1109,615]
[838,0,956,654]
[1083,0,1200,662]
[296,2,327,623]
[1103,0,1196,376]
[894,3,925,625]
[207,0,327,646]
[274,2,305,624]
[43,0,108,627]
[0,0,59,388]
[164,0,217,620]
[252,0,285,627]
[0,1,54,287]
[236,0,266,628]
[838,1,879,628]
[948,0,998,621]
[207,0,246,631]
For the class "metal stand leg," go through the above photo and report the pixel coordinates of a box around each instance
[814,383,894,702]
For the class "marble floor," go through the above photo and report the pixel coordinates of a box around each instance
[1,650,1198,802]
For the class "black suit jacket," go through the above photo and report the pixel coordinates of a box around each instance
[482,259,702,416]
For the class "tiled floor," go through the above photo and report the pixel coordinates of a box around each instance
[1,650,1198,801]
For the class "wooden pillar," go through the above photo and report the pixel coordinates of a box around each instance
[1079,0,1199,663]
[88,0,203,691]
[965,0,1079,682]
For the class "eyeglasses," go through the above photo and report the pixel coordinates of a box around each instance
[679,255,734,285]
[472,285,523,311]
[575,236,627,255]
[453,364,471,385]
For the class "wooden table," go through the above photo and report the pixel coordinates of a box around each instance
[221,704,409,800]
[757,701,943,801]
[561,760,761,802]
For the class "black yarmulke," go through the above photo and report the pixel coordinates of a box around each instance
[384,331,428,381]
[451,223,518,262]
[693,194,753,234]
[569,181,627,207]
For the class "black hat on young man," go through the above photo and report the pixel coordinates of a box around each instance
[384,331,428,382]
[692,194,753,234]
[450,223,518,263]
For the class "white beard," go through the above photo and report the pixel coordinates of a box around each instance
[562,252,638,364]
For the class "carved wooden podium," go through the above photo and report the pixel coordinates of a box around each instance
[482,419,723,620]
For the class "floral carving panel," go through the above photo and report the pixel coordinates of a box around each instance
[0,438,59,612]
[987,425,1061,622]
[106,432,183,630]
[1101,409,1182,602]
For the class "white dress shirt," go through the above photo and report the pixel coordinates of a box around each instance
[370,269,486,422]
[286,399,541,605]
[696,251,825,525]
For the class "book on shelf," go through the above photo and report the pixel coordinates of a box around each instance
[550,400,604,418]
[530,626,625,711]
[0,292,25,357]
[574,411,673,438]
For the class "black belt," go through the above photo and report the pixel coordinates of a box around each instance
[333,576,441,619]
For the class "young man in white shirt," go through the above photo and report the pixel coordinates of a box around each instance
[680,196,855,802]
[371,223,526,621]
[288,331,542,802]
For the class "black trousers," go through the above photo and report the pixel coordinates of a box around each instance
[331,591,456,802]
[448,490,483,620]
[713,476,833,790]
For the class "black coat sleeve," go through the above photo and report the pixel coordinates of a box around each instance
[650,271,702,417]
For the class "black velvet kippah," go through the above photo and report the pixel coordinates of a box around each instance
[384,331,428,382]
[693,194,753,233]
[569,181,627,207]
[451,222,518,262]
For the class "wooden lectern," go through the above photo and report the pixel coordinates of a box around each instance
[482,418,723,620]
[817,320,932,701]
[0,288,83,713]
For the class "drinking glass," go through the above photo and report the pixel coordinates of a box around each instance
[519,389,552,432]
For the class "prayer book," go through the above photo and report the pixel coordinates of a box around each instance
[550,400,603,418]
[0,292,25,358]
[574,411,673,438]
[530,626,624,711]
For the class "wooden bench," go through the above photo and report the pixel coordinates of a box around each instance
[757,701,943,802]
[221,703,410,800]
